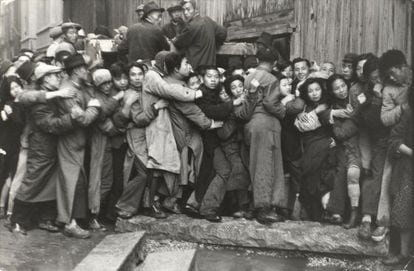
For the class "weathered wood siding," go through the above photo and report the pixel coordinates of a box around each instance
[63,0,412,66]
[290,0,412,67]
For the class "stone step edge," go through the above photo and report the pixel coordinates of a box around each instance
[73,231,146,271]
[115,216,389,257]
[136,249,197,271]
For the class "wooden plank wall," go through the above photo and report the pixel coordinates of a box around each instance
[290,0,412,67]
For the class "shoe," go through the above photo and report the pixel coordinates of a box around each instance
[0,207,5,219]
[38,220,59,233]
[89,218,107,232]
[117,210,133,219]
[358,221,372,240]
[147,201,168,219]
[232,210,247,219]
[3,215,11,228]
[63,224,91,239]
[5,222,27,236]
[382,254,408,266]
[330,214,343,225]
[183,204,201,218]
[204,213,222,223]
[343,207,359,229]
[255,208,285,225]
[162,201,182,214]
[371,226,389,242]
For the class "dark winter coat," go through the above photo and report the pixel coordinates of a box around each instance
[174,15,227,69]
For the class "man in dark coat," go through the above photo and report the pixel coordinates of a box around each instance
[120,1,170,63]
[162,5,185,40]
[9,64,75,235]
[173,0,227,70]
[56,54,101,239]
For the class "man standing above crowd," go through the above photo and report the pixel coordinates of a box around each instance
[121,1,170,63]
[174,0,227,70]
[162,4,185,40]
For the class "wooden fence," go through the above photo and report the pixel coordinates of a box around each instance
[290,0,412,67]
[63,0,412,66]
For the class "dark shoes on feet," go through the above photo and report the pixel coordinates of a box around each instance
[89,218,107,232]
[255,208,285,225]
[183,204,201,218]
[343,207,359,229]
[38,220,59,233]
[63,224,91,239]
[117,210,134,219]
[147,201,168,219]
[204,213,222,223]
[5,222,27,236]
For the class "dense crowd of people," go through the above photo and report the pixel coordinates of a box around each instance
[0,0,413,266]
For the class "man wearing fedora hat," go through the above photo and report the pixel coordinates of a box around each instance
[55,53,102,238]
[162,4,185,40]
[120,1,170,63]
[8,63,77,235]
[173,0,227,70]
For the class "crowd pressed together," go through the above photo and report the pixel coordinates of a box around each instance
[0,0,413,266]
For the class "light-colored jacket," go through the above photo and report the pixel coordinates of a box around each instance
[142,68,198,174]
[381,84,408,127]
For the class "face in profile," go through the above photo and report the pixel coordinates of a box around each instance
[187,75,201,90]
[342,62,353,81]
[183,3,195,21]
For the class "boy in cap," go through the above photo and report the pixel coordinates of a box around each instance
[87,69,124,229]
[60,22,82,55]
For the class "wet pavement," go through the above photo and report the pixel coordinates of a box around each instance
[0,222,109,271]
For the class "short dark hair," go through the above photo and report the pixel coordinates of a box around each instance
[197,65,218,77]
[164,52,184,75]
[292,58,311,68]
[109,62,128,78]
[274,72,288,82]
[299,77,328,105]
[379,49,407,79]
[276,61,293,72]
[362,56,379,81]
[224,74,244,97]
[186,72,199,83]
[256,47,278,63]
[128,62,146,74]
[326,74,350,103]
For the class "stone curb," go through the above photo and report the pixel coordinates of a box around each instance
[115,215,389,257]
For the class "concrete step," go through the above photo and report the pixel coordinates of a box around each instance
[136,249,196,271]
[116,215,389,257]
[73,231,146,271]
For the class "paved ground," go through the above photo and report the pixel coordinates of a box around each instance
[0,217,413,271]
[0,221,110,271]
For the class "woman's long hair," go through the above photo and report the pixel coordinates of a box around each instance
[299,77,328,106]
[0,76,23,108]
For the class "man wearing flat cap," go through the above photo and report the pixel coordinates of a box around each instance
[60,22,82,56]
[162,4,185,40]
[119,1,170,63]
[173,0,227,69]
[9,63,76,236]
[46,26,64,58]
